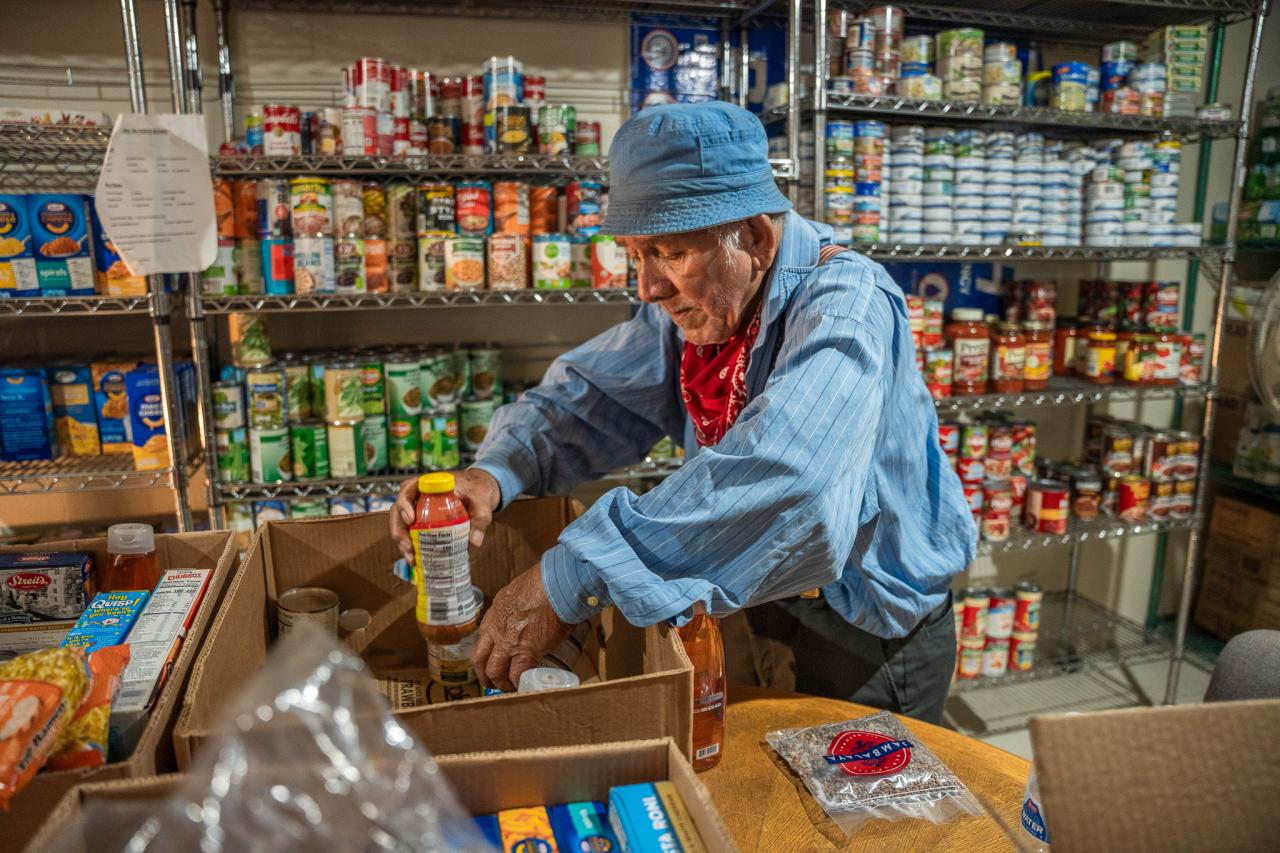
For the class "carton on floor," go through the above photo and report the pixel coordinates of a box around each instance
[174,497,693,768]
[0,531,238,852]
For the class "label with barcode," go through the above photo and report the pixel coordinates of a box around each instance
[696,742,721,760]
[412,521,472,625]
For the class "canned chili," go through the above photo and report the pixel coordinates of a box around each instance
[1117,474,1150,522]
[1024,478,1069,534]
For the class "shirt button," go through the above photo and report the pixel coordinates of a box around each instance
[586,595,600,608]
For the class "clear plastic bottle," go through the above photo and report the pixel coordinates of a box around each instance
[678,612,726,772]
[410,472,476,650]
[102,523,162,592]
[1020,765,1051,852]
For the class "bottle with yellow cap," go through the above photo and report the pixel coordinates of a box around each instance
[411,472,478,660]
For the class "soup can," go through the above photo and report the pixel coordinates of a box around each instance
[421,405,461,470]
[388,416,420,472]
[468,346,502,400]
[1024,479,1069,534]
[341,106,378,156]
[215,427,250,484]
[250,426,293,483]
[262,103,302,156]
[982,637,1009,677]
[292,234,336,293]
[459,395,498,452]
[290,420,330,480]
[532,233,571,289]
[333,236,367,292]
[416,231,450,291]
[364,413,388,473]
[487,233,527,290]
[494,105,532,154]
[420,350,459,407]
[444,236,486,290]
[384,354,423,418]
[327,418,368,478]
[245,366,286,430]
[416,183,456,233]
[333,179,365,237]
[212,380,245,430]
[324,361,366,421]
[455,182,492,235]
[289,177,333,236]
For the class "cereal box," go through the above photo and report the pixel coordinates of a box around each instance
[0,193,39,297]
[87,195,148,296]
[46,362,101,456]
[60,590,149,655]
[91,359,137,454]
[0,367,58,461]
[125,364,169,470]
[0,552,92,658]
[27,193,94,296]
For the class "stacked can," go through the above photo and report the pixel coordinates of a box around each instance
[1100,40,1139,115]
[416,182,455,291]
[852,121,886,244]
[1148,136,1182,247]
[922,128,953,245]
[233,180,264,295]
[982,42,1021,107]
[1039,146,1074,247]
[1085,153,1125,247]
[982,132,1015,244]
[1011,133,1044,239]
[1131,62,1167,118]
[1051,61,1091,112]
[896,35,940,100]
[824,156,854,244]
[842,13,882,95]
[951,130,984,244]
[936,28,983,104]
[1119,140,1153,246]
[955,583,1042,679]
[865,5,904,96]
[887,125,924,245]
[344,57,393,156]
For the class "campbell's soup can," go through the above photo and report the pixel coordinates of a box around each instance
[341,106,378,156]
[260,238,295,294]
[293,235,336,293]
[455,181,492,235]
[416,231,450,291]
[591,235,627,289]
[333,236,367,293]
[289,177,333,236]
[333,179,365,237]
[256,179,292,239]
[416,183,456,233]
[262,103,301,156]
[352,57,392,111]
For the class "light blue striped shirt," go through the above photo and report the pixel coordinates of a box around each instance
[473,211,975,638]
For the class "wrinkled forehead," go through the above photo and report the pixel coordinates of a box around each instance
[616,228,720,251]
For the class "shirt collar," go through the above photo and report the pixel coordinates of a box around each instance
[754,210,826,350]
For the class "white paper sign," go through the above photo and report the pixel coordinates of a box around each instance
[94,113,217,276]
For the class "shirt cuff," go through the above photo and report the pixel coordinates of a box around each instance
[470,436,541,509]
[540,542,611,624]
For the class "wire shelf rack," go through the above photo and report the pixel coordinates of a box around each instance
[0,295,152,316]
[0,454,188,495]
[201,288,642,314]
[934,379,1212,413]
[856,243,1215,261]
[212,152,609,180]
[0,123,110,191]
[976,512,1202,557]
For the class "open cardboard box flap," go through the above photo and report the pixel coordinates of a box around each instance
[174,498,693,768]
[0,531,239,850]
[1030,698,1280,853]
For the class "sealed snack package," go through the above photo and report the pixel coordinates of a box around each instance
[766,710,982,835]
[0,647,90,809]
[48,645,131,772]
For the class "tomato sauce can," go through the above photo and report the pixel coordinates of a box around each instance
[1180,332,1206,384]
[961,422,988,459]
[1117,474,1150,521]
[591,235,627,289]
[1013,581,1042,632]
[925,348,953,398]
[289,177,333,236]
[1024,478,1069,534]
[262,103,301,156]
[960,587,989,638]
[1011,420,1036,476]
[341,106,378,156]
[255,179,292,239]
[937,421,961,455]
[1008,631,1037,672]
[260,238,295,294]
[962,482,984,520]
[981,482,1012,543]
[455,181,493,235]
[985,587,1016,638]
[957,636,985,679]
[982,637,1009,677]
[416,183,456,233]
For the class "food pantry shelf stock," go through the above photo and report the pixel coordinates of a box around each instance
[0,453,203,495]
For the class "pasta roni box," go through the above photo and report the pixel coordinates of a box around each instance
[0,193,39,297]
[91,359,137,455]
[0,551,92,658]
[27,193,94,296]
[124,364,169,470]
[87,195,147,297]
[0,367,58,462]
[60,590,150,655]
[46,363,102,457]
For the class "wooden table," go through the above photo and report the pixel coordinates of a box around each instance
[700,687,1029,852]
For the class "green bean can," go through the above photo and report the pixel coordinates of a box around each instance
[245,367,287,430]
[308,356,327,416]
[421,406,459,470]
[467,346,503,400]
[290,420,330,480]
[448,347,471,399]
[385,354,423,418]
[419,349,459,407]
[212,381,245,430]
[360,358,386,416]
[283,362,312,422]
[364,413,388,473]
[388,416,420,472]
[459,396,498,453]
[250,426,293,484]
[327,418,367,478]
[324,360,365,421]
[290,499,330,518]
[215,427,249,484]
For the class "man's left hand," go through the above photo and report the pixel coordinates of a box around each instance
[472,564,573,692]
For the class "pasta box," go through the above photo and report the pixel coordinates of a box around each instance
[0,551,92,658]
[124,365,169,471]
[0,193,39,297]
[0,368,58,462]
[86,195,147,297]
[90,359,136,455]
[46,364,101,457]
[26,194,94,297]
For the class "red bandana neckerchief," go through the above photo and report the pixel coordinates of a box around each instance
[679,297,764,448]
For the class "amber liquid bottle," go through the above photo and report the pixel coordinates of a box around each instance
[102,523,163,592]
[678,612,726,772]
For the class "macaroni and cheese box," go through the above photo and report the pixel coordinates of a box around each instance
[27,194,94,296]
[46,363,101,457]
[91,359,137,455]
[87,196,147,297]
[60,591,150,655]
[0,551,92,658]
[0,193,39,297]
[0,367,58,462]
[124,364,169,470]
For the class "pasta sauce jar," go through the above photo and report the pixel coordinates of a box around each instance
[991,323,1026,394]
[1022,320,1052,391]
[946,308,990,395]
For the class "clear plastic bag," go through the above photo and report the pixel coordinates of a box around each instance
[42,624,493,852]
[766,710,982,836]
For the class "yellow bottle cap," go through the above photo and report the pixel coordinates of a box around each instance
[418,472,456,494]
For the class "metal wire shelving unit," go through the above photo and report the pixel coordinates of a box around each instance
[201,288,643,313]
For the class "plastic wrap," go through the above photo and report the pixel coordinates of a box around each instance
[43,624,492,852]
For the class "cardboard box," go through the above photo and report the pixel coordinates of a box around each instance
[0,531,238,852]
[174,499,693,769]
[1030,700,1280,853]
[1194,495,1280,639]
[27,738,736,853]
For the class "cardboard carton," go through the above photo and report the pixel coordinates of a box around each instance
[1030,699,1280,853]
[0,531,238,851]
[1194,496,1280,639]
[173,499,693,769]
[27,738,736,853]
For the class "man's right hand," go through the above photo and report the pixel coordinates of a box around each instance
[390,468,502,562]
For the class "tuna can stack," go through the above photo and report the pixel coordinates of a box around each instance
[936,28,983,104]
[888,125,924,245]
[951,130,984,244]
[897,35,940,100]
[922,128,953,245]
[824,120,855,244]
[1039,144,1074,247]
[853,120,886,244]
[1149,136,1184,247]
[866,4,905,96]
[1119,140,1153,247]
[982,42,1021,107]
[982,132,1015,244]
[1011,133,1044,240]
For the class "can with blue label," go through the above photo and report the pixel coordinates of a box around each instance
[260,237,295,294]
[0,194,39,297]
[825,120,854,159]
[328,496,368,515]
[253,499,289,523]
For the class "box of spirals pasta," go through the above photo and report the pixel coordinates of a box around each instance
[0,193,39,297]
[26,194,94,297]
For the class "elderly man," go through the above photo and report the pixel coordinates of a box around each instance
[392,101,974,723]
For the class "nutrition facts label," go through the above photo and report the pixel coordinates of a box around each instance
[413,521,475,625]
[94,113,217,277]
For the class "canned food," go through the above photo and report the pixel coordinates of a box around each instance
[1171,478,1195,519]
[1024,479,1069,534]
[263,104,302,156]
[421,405,460,470]
[360,360,386,416]
[290,499,330,518]
[981,482,1012,543]
[292,234,336,293]
[388,417,420,471]
[1009,631,1037,672]
[455,181,492,235]
[591,234,627,289]
[1173,431,1200,479]
[1070,466,1102,520]
[416,231,449,290]
[283,362,311,422]
[215,427,250,484]
[494,105,532,154]
[255,179,292,239]
[290,420,330,480]
[419,350,459,406]
[246,366,286,429]
[444,236,485,290]
[384,355,422,418]
[327,418,367,478]
[387,239,417,292]
[532,234,572,289]
[1150,479,1175,520]
[961,422,988,459]
[937,421,961,455]
[487,233,527,290]
[201,240,238,296]
[428,628,478,684]
[574,120,601,157]
[334,236,367,292]
[957,636,984,679]
[986,587,1015,638]
[1117,474,1150,521]
[341,106,378,156]
[537,104,575,155]
[212,380,245,429]
[357,184,387,241]
[570,235,591,288]
[468,347,502,400]
[386,184,417,240]
[982,637,1009,677]
[957,456,986,485]
[250,426,292,483]
[254,500,289,523]
[459,395,498,452]
[328,496,368,515]
[566,180,603,236]
[289,177,333,236]
[1101,424,1135,474]
[308,357,327,416]
[960,587,989,637]
[333,180,365,237]
[416,183,456,233]
[323,362,365,421]
[235,238,262,294]
[364,413,388,473]
[530,184,558,234]
[925,348,952,398]
[364,238,389,293]
[493,181,530,236]
[1013,581,1042,632]
[259,238,295,294]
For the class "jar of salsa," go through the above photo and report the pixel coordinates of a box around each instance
[1023,320,1052,391]
[946,308,990,395]
[991,323,1026,394]
[1122,333,1156,384]
[1053,320,1078,377]
[1084,327,1117,384]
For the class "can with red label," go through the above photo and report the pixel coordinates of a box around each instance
[1024,478,1069,534]
[1171,478,1195,519]
[530,185,558,234]
[937,421,961,454]
[1013,580,1042,632]
[985,587,1015,637]
[960,587,989,638]
[1008,631,1037,672]
[522,74,546,105]
[958,456,986,485]
[983,455,1013,480]
[591,235,627,289]
[981,481,1012,543]
[260,238,295,294]
[1180,332,1206,384]
[924,348,952,398]
[957,636,985,678]
[461,74,485,156]
[1117,474,1150,521]
[1011,420,1036,477]
[961,422,988,459]
[352,57,392,111]
[455,181,493,235]
[263,104,301,156]
[982,637,1009,677]
[1149,479,1175,520]
[922,299,945,349]
[375,109,395,157]
[962,482,984,519]
[1009,473,1028,516]
[341,106,378,156]
[988,422,1013,457]
[574,120,602,157]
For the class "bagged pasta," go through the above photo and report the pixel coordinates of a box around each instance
[0,647,90,809]
[766,710,982,835]
[47,645,131,772]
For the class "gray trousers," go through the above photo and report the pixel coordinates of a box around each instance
[745,592,956,724]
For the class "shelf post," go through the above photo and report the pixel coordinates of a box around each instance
[785,0,800,204]
[812,0,826,223]
[214,0,235,144]
[738,25,750,109]
[720,21,734,103]
[1164,6,1270,706]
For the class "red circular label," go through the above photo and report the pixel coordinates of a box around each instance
[826,730,911,777]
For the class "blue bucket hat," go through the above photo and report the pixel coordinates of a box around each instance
[600,101,793,237]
